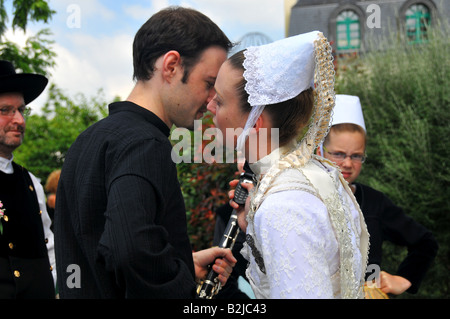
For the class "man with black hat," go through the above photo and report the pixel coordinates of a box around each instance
[0,60,56,299]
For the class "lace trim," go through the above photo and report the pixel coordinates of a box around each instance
[312,157,370,297]
[323,192,358,298]
[338,166,371,298]
[248,33,335,217]
[248,159,366,298]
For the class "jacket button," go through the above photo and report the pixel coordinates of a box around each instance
[3,215,8,222]
[14,270,20,277]
[8,243,14,249]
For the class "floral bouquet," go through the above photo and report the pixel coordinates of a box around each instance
[0,201,5,235]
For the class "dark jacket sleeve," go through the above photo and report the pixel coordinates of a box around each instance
[358,183,438,294]
[379,195,438,293]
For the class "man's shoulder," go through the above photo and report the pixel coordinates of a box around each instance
[355,182,388,201]
[77,108,169,147]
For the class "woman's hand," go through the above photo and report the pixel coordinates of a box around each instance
[228,179,253,232]
[193,247,237,286]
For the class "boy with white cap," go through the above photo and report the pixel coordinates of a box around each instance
[317,94,438,296]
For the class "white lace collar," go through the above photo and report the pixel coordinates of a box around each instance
[0,155,14,174]
[249,140,297,177]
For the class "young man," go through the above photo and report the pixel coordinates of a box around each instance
[317,94,438,296]
[55,7,236,299]
[0,60,56,298]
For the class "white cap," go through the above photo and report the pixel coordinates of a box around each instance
[332,94,366,132]
[236,31,322,154]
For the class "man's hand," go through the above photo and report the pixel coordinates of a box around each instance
[193,247,237,286]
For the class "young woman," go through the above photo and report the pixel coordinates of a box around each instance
[207,32,369,298]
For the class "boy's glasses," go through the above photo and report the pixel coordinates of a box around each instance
[323,146,366,163]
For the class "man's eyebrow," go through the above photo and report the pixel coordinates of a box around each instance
[0,104,8,108]
[0,103,25,108]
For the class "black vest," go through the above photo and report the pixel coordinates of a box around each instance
[0,162,54,298]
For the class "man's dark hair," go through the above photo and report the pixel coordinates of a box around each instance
[133,6,233,83]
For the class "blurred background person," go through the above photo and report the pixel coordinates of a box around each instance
[44,169,60,228]
[317,94,438,296]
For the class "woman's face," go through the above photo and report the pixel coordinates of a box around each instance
[207,60,248,148]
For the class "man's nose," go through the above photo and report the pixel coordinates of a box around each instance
[12,109,26,124]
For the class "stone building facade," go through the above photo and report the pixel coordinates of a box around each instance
[287,0,449,54]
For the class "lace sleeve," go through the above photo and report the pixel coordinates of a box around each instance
[253,190,339,298]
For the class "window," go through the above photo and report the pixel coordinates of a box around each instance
[405,3,431,44]
[336,10,361,51]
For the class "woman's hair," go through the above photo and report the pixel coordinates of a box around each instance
[133,6,232,82]
[228,50,314,147]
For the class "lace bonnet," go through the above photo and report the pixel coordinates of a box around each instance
[236,31,336,164]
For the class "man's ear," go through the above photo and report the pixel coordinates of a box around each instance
[162,50,182,82]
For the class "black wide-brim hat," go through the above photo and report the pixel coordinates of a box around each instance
[0,60,48,105]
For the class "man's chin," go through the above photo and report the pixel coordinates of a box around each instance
[0,143,21,156]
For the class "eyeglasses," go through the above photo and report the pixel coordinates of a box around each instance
[0,106,32,119]
[323,146,366,163]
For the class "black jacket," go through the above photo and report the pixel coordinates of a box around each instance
[354,182,438,294]
[55,101,196,298]
[0,163,54,298]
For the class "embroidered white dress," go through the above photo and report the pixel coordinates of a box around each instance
[241,145,369,299]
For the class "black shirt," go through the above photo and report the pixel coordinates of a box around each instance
[354,182,438,294]
[55,101,196,298]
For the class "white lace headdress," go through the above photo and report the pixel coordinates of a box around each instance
[236,31,335,165]
[243,30,337,213]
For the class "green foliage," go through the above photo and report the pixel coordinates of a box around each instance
[335,24,449,298]
[0,0,55,36]
[14,84,108,181]
[0,28,55,76]
[0,0,55,76]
